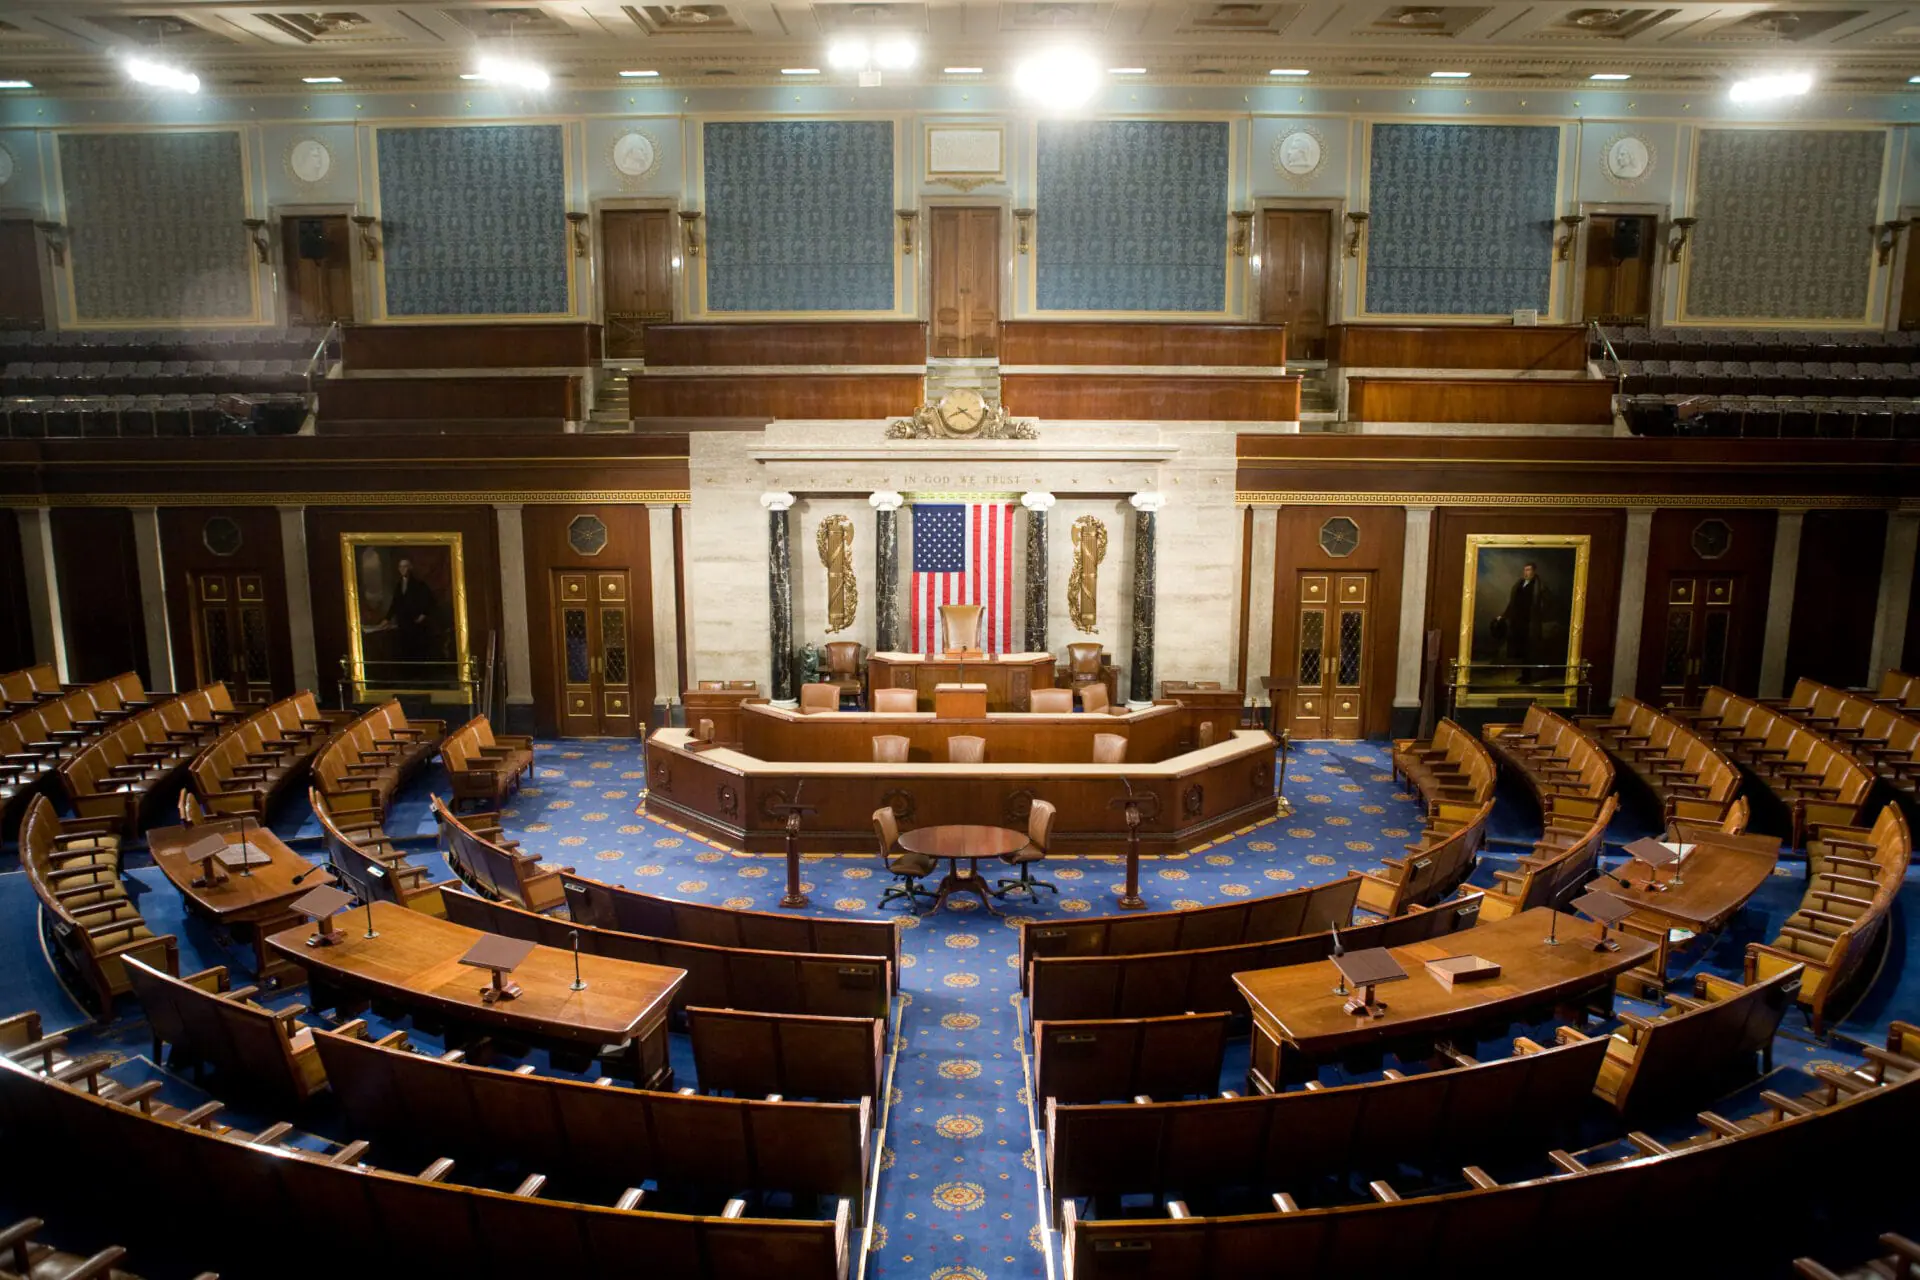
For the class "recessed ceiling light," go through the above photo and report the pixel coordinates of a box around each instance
[1908,74,1920,83]
[1729,70,1811,103]
[302,76,343,84]
[0,80,32,90]
[471,55,550,90]
[620,69,660,78]
[781,67,821,75]
[1589,73,1630,81]
[1014,47,1101,110]
[1109,67,1147,75]
[125,57,201,94]
[1269,69,1310,77]
[945,66,984,74]
[459,73,483,80]
[1429,70,1471,79]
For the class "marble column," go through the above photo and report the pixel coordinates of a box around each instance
[128,507,176,692]
[17,506,68,679]
[1759,510,1806,699]
[870,491,903,652]
[648,504,682,721]
[493,504,535,727]
[1021,491,1055,654]
[1127,492,1163,707]
[1610,508,1655,700]
[1245,506,1278,704]
[1393,505,1434,713]
[763,491,797,703]
[276,506,320,697]
[1868,507,1920,680]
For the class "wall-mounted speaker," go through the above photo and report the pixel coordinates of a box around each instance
[1612,217,1643,261]
[297,218,329,261]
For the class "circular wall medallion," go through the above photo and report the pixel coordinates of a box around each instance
[201,516,243,557]
[1318,516,1360,559]
[1692,518,1733,560]
[610,130,660,183]
[568,514,609,556]
[1272,128,1326,183]
[287,138,333,186]
[0,143,15,190]
[1601,133,1654,185]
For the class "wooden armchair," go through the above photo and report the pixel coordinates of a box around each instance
[25,811,178,1013]
[440,715,536,811]
[822,641,865,707]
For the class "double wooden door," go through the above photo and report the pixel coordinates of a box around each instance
[189,571,276,703]
[1259,209,1332,359]
[280,215,354,325]
[602,210,675,359]
[1654,574,1739,706]
[929,207,1001,358]
[1288,571,1371,741]
[555,570,638,736]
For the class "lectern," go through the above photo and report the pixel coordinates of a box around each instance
[292,885,354,949]
[1571,888,1635,953]
[1333,946,1408,1018]
[768,783,817,909]
[1623,836,1684,890]
[460,933,537,1005]
[1109,780,1157,910]
[939,603,984,659]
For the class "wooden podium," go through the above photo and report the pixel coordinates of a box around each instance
[867,653,1056,712]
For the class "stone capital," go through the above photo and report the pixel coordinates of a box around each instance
[1020,491,1056,513]
[1129,491,1166,514]
[760,491,797,512]
[868,490,905,512]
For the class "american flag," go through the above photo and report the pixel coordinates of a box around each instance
[910,501,1016,655]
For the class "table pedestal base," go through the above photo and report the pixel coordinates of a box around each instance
[931,858,1002,916]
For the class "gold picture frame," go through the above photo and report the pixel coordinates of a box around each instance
[340,532,471,703]
[1457,533,1590,708]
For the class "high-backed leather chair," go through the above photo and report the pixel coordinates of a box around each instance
[1063,642,1115,705]
[823,641,864,707]
[948,735,986,763]
[1079,683,1111,714]
[1029,688,1073,713]
[873,688,917,713]
[1093,733,1127,764]
[1198,721,1216,748]
[872,735,909,763]
[874,806,935,910]
[798,682,840,714]
[940,603,983,652]
[996,798,1057,900]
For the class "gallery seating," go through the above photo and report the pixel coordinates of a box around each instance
[442,890,894,1025]
[312,1023,874,1220]
[310,698,445,819]
[1683,687,1876,846]
[122,955,327,1111]
[1353,797,1488,917]
[563,872,901,988]
[0,662,69,710]
[686,1007,886,1104]
[1670,793,1752,844]
[0,672,167,827]
[1746,804,1911,1032]
[1769,676,1920,796]
[1478,794,1617,921]
[1032,1012,1233,1105]
[312,789,450,915]
[0,1215,214,1280]
[188,691,341,821]
[1793,1233,1920,1280]
[439,714,536,811]
[1482,704,1614,820]
[1579,695,1744,830]
[0,1051,857,1280]
[435,795,570,912]
[1870,668,1920,712]
[22,798,178,1013]
[1555,964,1802,1117]
[1390,718,1497,809]
[56,685,238,836]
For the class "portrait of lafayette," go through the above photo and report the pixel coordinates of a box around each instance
[341,533,470,698]
[1458,535,1589,707]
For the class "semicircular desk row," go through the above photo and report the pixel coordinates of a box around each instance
[644,701,1276,854]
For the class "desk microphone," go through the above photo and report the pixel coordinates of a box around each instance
[291,863,322,886]
[1330,922,1348,996]
[569,928,587,992]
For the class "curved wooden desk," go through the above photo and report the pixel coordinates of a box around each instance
[151,819,333,984]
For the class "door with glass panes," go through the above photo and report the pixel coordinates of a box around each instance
[554,571,638,736]
[189,572,275,703]
[1654,574,1739,707]
[1288,572,1370,741]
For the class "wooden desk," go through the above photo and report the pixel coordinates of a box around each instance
[1232,907,1656,1090]
[680,686,762,747]
[867,652,1054,711]
[150,820,333,984]
[896,824,1027,915]
[1600,831,1779,989]
[1158,683,1246,750]
[934,683,988,720]
[267,901,685,1085]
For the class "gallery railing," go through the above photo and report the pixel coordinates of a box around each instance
[1445,659,1593,716]
[337,653,483,717]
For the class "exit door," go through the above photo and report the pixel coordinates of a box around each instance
[601,209,675,359]
[1581,214,1657,325]
[555,570,638,736]
[189,571,275,703]
[1654,575,1739,706]
[1288,571,1371,741]
[1259,209,1332,359]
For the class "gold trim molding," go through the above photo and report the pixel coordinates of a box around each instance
[6,490,694,508]
[1234,491,1898,510]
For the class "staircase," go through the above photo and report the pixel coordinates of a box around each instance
[925,356,1002,406]
[1293,359,1342,432]
[584,364,635,433]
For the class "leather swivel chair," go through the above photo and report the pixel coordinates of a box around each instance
[996,798,1057,900]
[947,735,986,763]
[1029,688,1073,713]
[874,806,935,910]
[798,682,840,714]
[1079,683,1111,714]
[874,688,917,713]
[1092,733,1127,764]
[823,641,864,708]
[872,734,909,763]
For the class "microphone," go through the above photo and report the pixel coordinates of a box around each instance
[291,862,322,886]
[1330,922,1348,996]
[569,928,587,992]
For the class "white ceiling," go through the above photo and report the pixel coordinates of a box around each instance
[3,1,1920,92]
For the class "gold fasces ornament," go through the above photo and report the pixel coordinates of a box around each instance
[1068,514,1107,634]
[886,389,1037,440]
[816,514,858,634]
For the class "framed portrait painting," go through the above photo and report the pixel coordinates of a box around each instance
[340,532,470,701]
[1457,534,1590,707]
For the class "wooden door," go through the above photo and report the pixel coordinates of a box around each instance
[1653,575,1739,707]
[929,207,1001,358]
[1259,210,1331,359]
[189,572,276,703]
[1900,219,1920,330]
[1287,572,1371,741]
[0,221,46,330]
[1581,214,1656,324]
[555,570,638,737]
[602,210,675,359]
[280,215,354,325]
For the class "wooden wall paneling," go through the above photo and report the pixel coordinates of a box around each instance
[1345,377,1614,426]
[628,375,925,420]
[999,375,1301,422]
[0,509,36,673]
[1427,508,1628,710]
[1785,509,1888,691]
[317,376,581,427]
[642,323,928,368]
[304,506,502,712]
[339,323,601,370]
[1327,324,1589,371]
[999,322,1286,367]
[1635,509,1776,703]
[1267,506,1406,737]
[0,221,47,330]
[521,505,656,738]
[157,507,294,699]
[50,507,148,684]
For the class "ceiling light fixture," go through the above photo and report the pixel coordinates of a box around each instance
[1109,67,1147,75]
[124,57,201,94]
[1269,68,1310,76]
[1910,75,1920,84]
[781,67,821,75]
[945,66,984,74]
[1589,73,1630,81]
[1429,70,1471,79]
[1729,70,1811,103]
[302,75,343,84]
[828,35,916,85]
[620,69,660,78]
[1014,46,1101,110]
[471,55,550,90]
[0,80,33,90]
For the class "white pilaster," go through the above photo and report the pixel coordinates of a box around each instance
[1868,508,1920,681]
[493,504,535,711]
[17,507,67,680]
[648,504,682,712]
[1245,506,1278,703]
[276,506,320,696]
[1394,505,1434,708]
[128,507,175,692]
[1610,508,1655,700]
[1759,509,1805,699]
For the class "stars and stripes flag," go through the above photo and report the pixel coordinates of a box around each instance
[910,501,1016,655]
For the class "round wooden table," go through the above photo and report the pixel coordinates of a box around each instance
[895,824,1029,916]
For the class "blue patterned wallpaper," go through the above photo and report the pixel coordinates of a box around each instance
[703,121,895,312]
[1686,129,1884,321]
[1364,123,1559,316]
[59,131,254,322]
[377,125,569,316]
[1035,120,1229,312]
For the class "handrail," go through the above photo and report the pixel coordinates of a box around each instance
[302,319,342,392]
[1588,319,1625,394]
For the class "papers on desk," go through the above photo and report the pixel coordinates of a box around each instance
[1623,836,1687,870]
[215,844,273,870]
